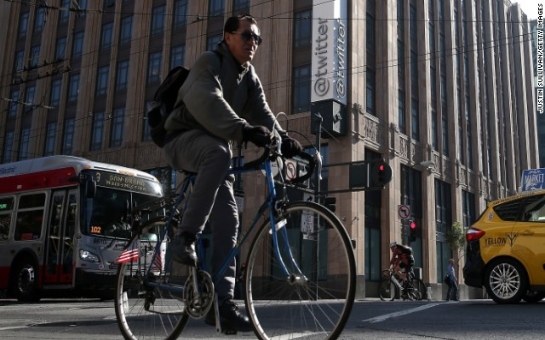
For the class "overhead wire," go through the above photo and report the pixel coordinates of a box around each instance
[0,0,537,157]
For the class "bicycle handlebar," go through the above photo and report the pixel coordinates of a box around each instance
[242,139,316,185]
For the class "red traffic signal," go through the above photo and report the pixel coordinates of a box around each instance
[409,218,417,242]
[370,160,393,187]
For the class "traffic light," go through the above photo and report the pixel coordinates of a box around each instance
[369,160,393,187]
[409,218,417,242]
[324,196,336,212]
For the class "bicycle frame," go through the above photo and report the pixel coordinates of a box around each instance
[141,147,311,293]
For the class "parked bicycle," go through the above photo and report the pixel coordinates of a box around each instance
[379,268,426,301]
[114,132,357,340]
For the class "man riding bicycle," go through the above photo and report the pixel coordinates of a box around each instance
[389,241,415,289]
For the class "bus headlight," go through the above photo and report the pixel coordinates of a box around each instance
[79,249,100,262]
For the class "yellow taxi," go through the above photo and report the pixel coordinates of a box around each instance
[463,189,545,304]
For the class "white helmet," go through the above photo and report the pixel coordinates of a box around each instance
[389,241,397,249]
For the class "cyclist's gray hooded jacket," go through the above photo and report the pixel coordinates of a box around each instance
[164,41,282,142]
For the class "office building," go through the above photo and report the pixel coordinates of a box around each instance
[0,0,537,297]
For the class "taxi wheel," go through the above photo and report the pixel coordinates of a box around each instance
[485,259,528,304]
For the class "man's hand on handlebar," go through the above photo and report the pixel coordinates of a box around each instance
[242,124,271,147]
[280,134,302,158]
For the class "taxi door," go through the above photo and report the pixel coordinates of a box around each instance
[512,194,545,286]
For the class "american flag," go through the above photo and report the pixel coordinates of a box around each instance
[116,242,139,264]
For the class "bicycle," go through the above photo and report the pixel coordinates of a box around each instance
[114,132,357,340]
[378,268,426,301]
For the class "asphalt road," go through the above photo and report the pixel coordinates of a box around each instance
[1,298,544,339]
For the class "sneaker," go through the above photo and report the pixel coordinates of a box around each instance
[205,300,253,333]
[171,232,197,266]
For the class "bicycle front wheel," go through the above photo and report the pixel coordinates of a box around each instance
[114,221,189,340]
[378,279,396,301]
[245,201,356,340]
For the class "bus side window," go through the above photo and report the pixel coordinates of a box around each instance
[0,196,14,242]
[0,213,12,242]
[14,193,46,241]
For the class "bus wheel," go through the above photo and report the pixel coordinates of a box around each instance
[11,260,41,302]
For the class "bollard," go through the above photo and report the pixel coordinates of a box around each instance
[426,286,433,301]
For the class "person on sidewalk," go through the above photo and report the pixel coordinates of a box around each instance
[446,258,459,301]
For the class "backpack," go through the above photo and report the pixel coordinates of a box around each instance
[147,66,190,148]
[147,51,222,148]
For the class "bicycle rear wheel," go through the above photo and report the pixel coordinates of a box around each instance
[114,221,189,340]
[245,201,356,340]
[378,279,396,301]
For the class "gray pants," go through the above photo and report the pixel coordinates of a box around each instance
[163,130,238,301]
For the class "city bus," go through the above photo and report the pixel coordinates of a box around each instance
[0,155,163,302]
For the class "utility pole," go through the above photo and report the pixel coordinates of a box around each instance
[313,112,323,203]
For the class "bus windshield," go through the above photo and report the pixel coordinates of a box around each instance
[81,170,162,239]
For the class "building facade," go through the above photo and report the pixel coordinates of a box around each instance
[0,0,537,297]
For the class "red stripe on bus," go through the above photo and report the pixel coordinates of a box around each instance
[0,167,78,194]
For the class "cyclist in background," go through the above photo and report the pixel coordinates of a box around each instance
[389,241,415,289]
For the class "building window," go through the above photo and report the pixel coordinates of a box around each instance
[365,149,382,281]
[62,118,75,155]
[462,190,475,228]
[9,90,20,118]
[59,0,70,24]
[110,107,125,147]
[431,110,438,150]
[76,0,87,16]
[18,12,29,38]
[14,50,24,73]
[96,65,109,96]
[207,35,222,51]
[90,112,105,151]
[34,7,46,33]
[170,45,185,68]
[233,0,249,12]
[208,0,224,17]
[435,179,452,282]
[116,60,129,91]
[142,102,152,142]
[292,65,311,113]
[67,74,80,103]
[294,10,312,47]
[56,37,67,61]
[147,51,162,83]
[442,112,449,156]
[411,98,419,140]
[44,122,57,156]
[24,86,36,113]
[101,22,113,49]
[400,165,423,264]
[366,68,375,115]
[398,90,406,134]
[18,128,30,161]
[119,16,133,45]
[2,131,14,163]
[2,131,15,163]
[30,45,40,68]
[173,0,188,29]
[150,5,166,35]
[50,78,62,108]
[72,31,84,59]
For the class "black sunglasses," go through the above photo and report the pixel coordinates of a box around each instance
[231,30,262,46]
